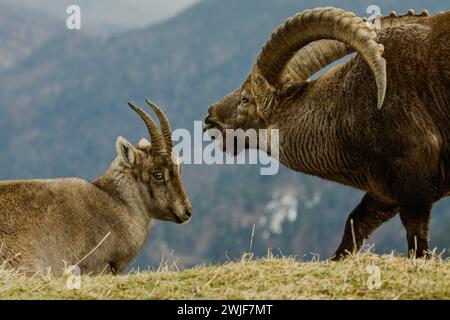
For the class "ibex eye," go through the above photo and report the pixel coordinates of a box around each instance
[241,96,249,104]
[153,172,164,180]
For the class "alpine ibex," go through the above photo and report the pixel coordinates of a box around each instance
[0,100,192,274]
[204,7,450,258]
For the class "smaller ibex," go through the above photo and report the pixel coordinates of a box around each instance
[0,100,192,274]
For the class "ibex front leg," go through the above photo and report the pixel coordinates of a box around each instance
[332,193,398,260]
[399,199,432,258]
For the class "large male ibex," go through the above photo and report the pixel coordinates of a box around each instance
[0,100,192,274]
[204,7,450,258]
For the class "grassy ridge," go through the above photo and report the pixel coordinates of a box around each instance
[0,253,449,299]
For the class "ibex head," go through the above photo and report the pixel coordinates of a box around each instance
[113,99,192,224]
[205,7,387,153]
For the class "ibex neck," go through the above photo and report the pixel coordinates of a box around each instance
[274,78,367,189]
[93,163,151,226]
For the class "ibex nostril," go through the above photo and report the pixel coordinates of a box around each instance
[185,209,192,218]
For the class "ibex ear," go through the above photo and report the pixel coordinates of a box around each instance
[116,136,136,167]
[251,69,277,119]
[252,71,275,94]
[138,138,151,149]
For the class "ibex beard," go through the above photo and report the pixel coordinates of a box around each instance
[171,120,279,175]
[0,99,192,275]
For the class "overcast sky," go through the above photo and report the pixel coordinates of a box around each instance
[0,0,202,34]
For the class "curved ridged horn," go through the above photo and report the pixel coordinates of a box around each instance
[255,7,386,109]
[145,99,173,153]
[283,9,431,86]
[381,9,429,28]
[283,40,352,82]
[128,102,166,154]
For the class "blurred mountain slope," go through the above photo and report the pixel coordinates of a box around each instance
[0,3,61,71]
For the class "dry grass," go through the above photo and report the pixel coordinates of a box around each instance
[0,252,449,299]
